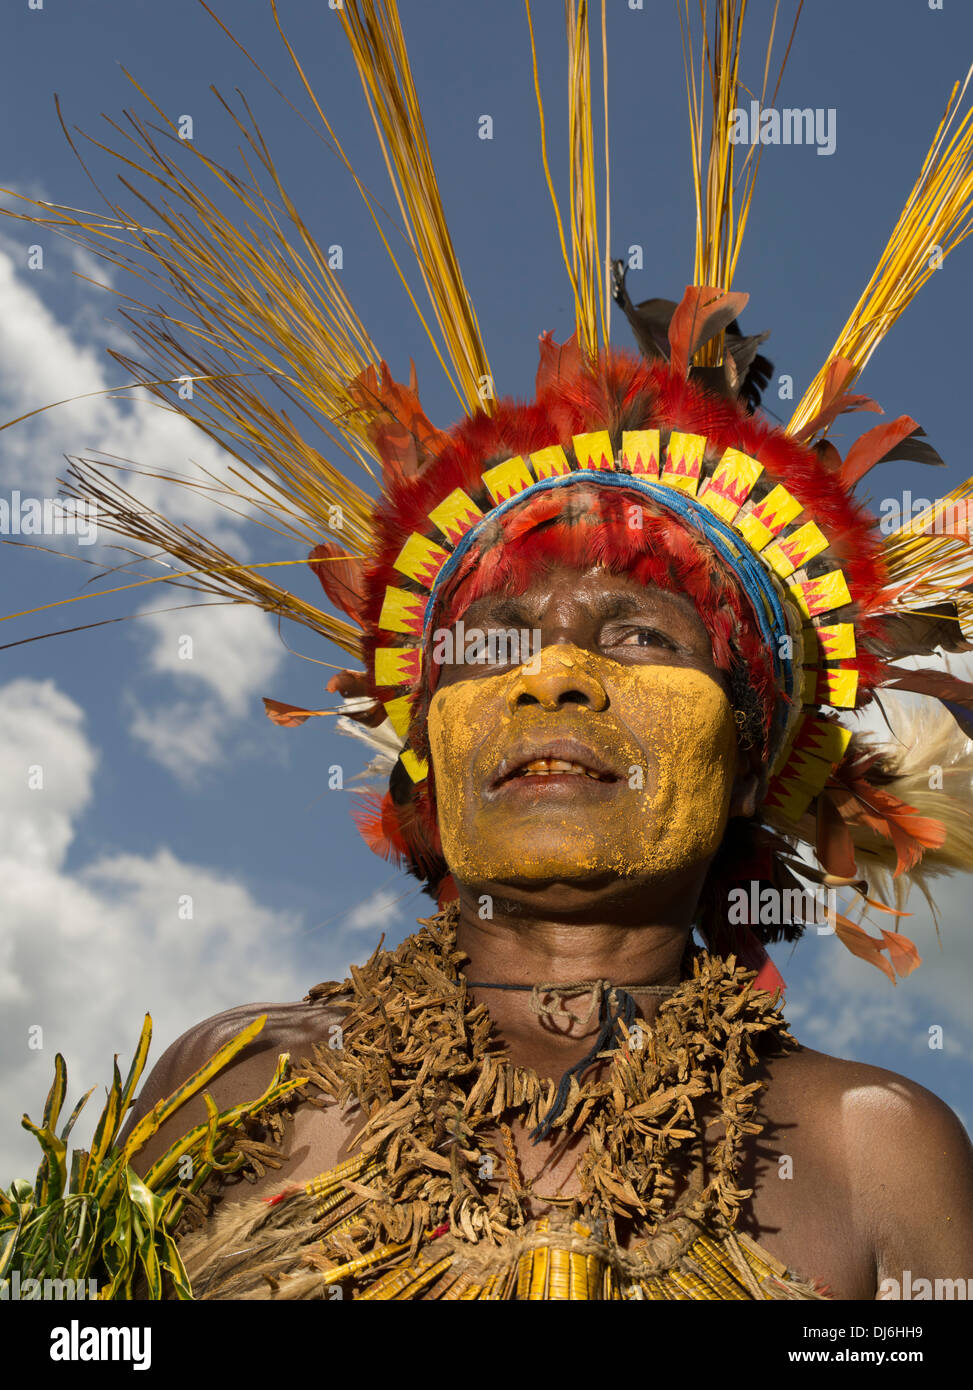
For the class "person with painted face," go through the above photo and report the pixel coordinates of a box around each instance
[6,0,973,1302]
[123,344,973,1301]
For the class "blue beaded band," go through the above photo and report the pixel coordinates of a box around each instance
[422,470,794,699]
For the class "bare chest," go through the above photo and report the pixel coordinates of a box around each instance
[228,1059,876,1300]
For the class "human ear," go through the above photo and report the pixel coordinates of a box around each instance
[728,742,765,819]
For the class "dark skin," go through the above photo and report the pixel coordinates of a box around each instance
[121,564,973,1299]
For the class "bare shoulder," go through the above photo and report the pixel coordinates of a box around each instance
[136,996,345,1095]
[761,1043,973,1281]
[762,1041,969,1142]
[119,993,349,1178]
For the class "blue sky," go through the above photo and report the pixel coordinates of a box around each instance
[1,0,971,1179]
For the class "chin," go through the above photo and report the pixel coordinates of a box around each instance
[445,828,624,883]
[453,866,674,916]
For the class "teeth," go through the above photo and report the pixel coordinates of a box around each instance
[516,758,602,779]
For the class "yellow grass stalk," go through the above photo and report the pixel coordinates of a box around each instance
[526,0,611,364]
[23,86,378,470]
[880,478,973,633]
[600,0,612,354]
[1,528,363,661]
[678,0,802,365]
[789,63,973,436]
[0,45,405,649]
[321,0,493,414]
[0,0,495,643]
[0,79,381,567]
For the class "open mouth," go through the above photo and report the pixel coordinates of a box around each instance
[491,741,621,791]
[502,757,615,783]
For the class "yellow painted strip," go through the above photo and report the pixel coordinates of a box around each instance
[572,430,615,470]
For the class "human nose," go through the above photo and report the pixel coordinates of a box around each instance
[505,644,609,713]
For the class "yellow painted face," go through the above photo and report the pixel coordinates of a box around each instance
[428,642,739,889]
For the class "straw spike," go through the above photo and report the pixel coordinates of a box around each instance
[526,0,610,363]
[329,0,494,414]
[678,1,803,365]
[789,62,973,435]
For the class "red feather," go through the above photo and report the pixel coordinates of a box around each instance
[835,771,946,875]
[823,357,856,398]
[816,790,858,879]
[347,360,449,484]
[262,698,330,727]
[881,929,922,978]
[794,357,883,441]
[833,914,897,983]
[795,392,883,442]
[350,790,405,864]
[840,416,919,489]
[667,285,749,380]
[325,669,385,726]
[536,331,583,396]
[308,542,366,625]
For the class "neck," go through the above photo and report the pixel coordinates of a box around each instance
[451,887,693,1065]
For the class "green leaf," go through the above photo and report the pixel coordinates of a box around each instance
[159,1229,193,1301]
[89,1149,129,1209]
[128,1169,167,1300]
[42,1054,68,1135]
[59,1087,95,1146]
[22,1116,67,1205]
[120,1014,269,1163]
[133,1212,162,1301]
[7,1016,308,1300]
[117,1015,153,1126]
[125,1169,165,1233]
[4,1177,34,1207]
[99,1187,134,1299]
[87,1057,123,1176]
[0,1208,27,1278]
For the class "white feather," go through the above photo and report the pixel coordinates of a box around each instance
[848,690,973,913]
[335,714,403,779]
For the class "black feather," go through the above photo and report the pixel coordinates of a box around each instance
[610,261,773,413]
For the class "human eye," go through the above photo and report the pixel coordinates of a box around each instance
[607,625,679,652]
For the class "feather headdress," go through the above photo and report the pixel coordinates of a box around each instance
[5,0,973,983]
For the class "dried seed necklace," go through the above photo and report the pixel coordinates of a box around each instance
[296,906,802,1278]
[465,976,682,1140]
[178,904,828,1299]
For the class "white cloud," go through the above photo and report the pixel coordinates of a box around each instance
[772,882,973,1066]
[133,603,284,719]
[126,698,229,780]
[873,877,973,1036]
[124,603,286,779]
[343,887,410,933]
[0,229,254,552]
[0,677,96,871]
[0,678,313,1183]
[0,229,315,784]
[0,235,110,462]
